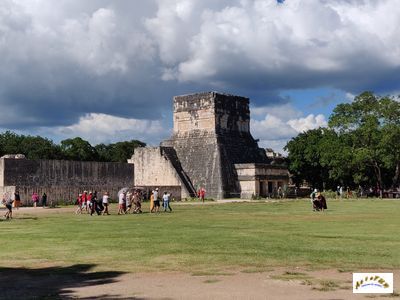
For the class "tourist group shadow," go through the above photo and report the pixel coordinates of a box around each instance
[0,264,144,299]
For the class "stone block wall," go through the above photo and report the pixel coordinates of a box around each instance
[168,92,270,199]
[131,147,191,198]
[173,92,251,136]
[0,158,134,205]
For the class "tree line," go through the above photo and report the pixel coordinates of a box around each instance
[285,92,400,195]
[0,132,145,162]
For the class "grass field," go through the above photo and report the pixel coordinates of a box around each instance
[1,199,399,274]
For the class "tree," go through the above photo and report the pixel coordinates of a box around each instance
[0,131,24,156]
[329,91,400,195]
[285,91,400,195]
[95,140,145,162]
[284,128,331,190]
[0,131,61,159]
[60,137,98,161]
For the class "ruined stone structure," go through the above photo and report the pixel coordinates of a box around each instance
[0,157,134,205]
[130,92,289,199]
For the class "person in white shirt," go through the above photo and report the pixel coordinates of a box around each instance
[118,192,126,215]
[153,188,160,213]
[162,191,172,212]
[102,192,110,215]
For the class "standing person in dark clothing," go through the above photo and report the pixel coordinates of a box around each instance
[41,193,47,207]
[14,191,21,209]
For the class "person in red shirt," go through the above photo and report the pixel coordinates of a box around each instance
[75,193,83,214]
[82,191,88,213]
[199,187,206,202]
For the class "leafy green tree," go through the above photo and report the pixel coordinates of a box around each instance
[329,91,400,195]
[0,131,24,156]
[285,91,400,195]
[95,140,145,162]
[0,131,61,159]
[284,128,330,190]
[19,136,62,159]
[60,137,98,161]
[94,143,112,162]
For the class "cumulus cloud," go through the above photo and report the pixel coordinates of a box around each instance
[0,0,400,146]
[147,0,400,95]
[36,113,171,146]
[251,104,327,153]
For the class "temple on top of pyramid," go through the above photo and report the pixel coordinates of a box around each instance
[129,92,289,199]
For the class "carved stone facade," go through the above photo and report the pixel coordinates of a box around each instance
[131,92,289,199]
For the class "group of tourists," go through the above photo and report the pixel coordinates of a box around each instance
[75,189,145,216]
[149,188,173,213]
[117,189,143,215]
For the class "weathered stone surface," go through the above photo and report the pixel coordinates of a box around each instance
[131,147,190,199]
[0,158,134,205]
[132,91,289,199]
[165,92,272,198]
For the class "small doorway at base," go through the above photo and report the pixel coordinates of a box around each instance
[260,181,268,197]
[268,182,273,196]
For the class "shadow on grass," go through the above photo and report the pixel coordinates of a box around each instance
[0,264,142,299]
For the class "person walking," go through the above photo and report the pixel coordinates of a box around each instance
[14,191,21,209]
[162,191,172,212]
[118,191,126,215]
[75,193,83,214]
[2,193,13,219]
[102,192,110,215]
[150,191,154,213]
[133,190,142,213]
[125,191,132,214]
[82,191,88,213]
[41,192,47,207]
[32,192,39,208]
[153,188,160,213]
[198,187,206,202]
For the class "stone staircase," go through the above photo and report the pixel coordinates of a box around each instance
[160,147,197,197]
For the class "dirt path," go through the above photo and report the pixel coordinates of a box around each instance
[66,268,399,299]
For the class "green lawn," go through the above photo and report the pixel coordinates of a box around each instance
[1,199,399,273]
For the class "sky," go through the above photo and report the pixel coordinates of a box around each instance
[1,0,399,153]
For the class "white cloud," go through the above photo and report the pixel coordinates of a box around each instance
[1,0,400,144]
[43,113,171,146]
[287,114,327,133]
[147,0,400,90]
[251,104,327,153]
